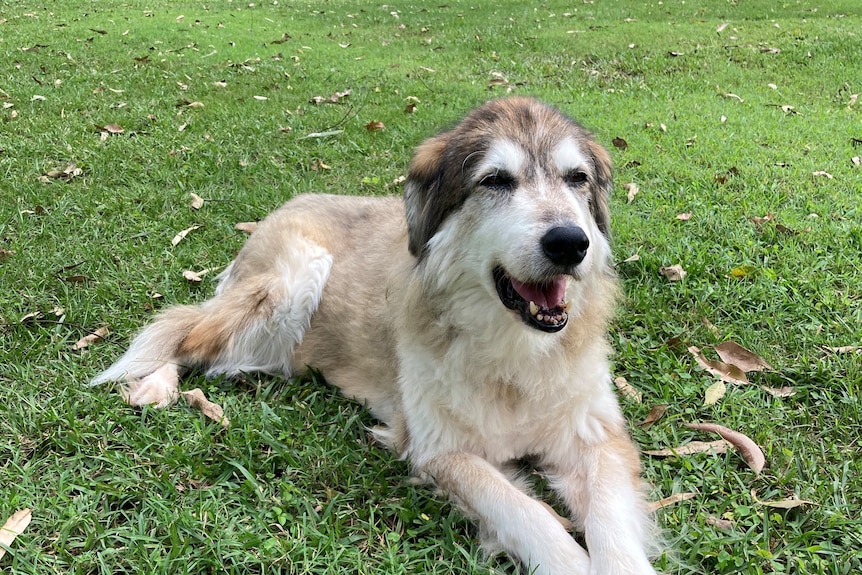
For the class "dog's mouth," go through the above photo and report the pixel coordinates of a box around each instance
[493,267,571,333]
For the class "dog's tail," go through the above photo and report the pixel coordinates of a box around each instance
[89,304,208,386]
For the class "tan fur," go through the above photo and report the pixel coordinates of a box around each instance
[92,97,659,574]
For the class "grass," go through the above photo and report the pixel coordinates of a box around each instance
[1,0,861,573]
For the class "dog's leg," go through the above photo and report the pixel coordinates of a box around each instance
[546,434,658,575]
[90,237,332,407]
[423,452,591,575]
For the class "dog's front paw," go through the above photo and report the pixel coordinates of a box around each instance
[121,364,180,408]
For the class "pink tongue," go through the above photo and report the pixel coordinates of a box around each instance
[510,276,566,309]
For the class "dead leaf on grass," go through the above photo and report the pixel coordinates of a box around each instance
[623,182,639,203]
[715,341,773,372]
[761,386,796,398]
[706,515,734,530]
[638,404,667,429]
[716,23,729,33]
[613,376,642,403]
[612,137,628,150]
[171,224,201,246]
[234,222,258,234]
[812,170,833,179]
[659,264,686,281]
[750,213,775,226]
[309,89,351,104]
[824,345,862,354]
[686,422,765,474]
[95,123,124,134]
[0,508,32,560]
[181,388,229,427]
[752,489,815,509]
[73,326,109,350]
[649,492,697,511]
[622,253,640,263]
[0,248,15,262]
[703,380,726,406]
[675,212,692,221]
[188,193,204,210]
[182,268,213,283]
[720,92,744,102]
[688,345,749,385]
[644,439,731,457]
[852,156,861,167]
[365,120,386,132]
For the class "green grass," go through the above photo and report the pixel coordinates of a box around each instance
[1,0,861,573]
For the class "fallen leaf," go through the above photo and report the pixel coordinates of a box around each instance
[824,345,862,354]
[852,156,861,166]
[171,224,201,246]
[253,95,268,101]
[659,264,686,281]
[182,269,211,282]
[189,193,204,210]
[751,490,815,509]
[309,89,351,104]
[716,23,729,33]
[675,212,692,221]
[720,92,744,102]
[706,515,734,530]
[685,422,765,474]
[761,386,796,398]
[622,253,640,263]
[0,248,15,261]
[638,404,667,429]
[849,94,859,108]
[649,492,697,511]
[404,102,417,113]
[714,167,739,184]
[365,120,385,132]
[181,388,229,427]
[688,346,748,384]
[234,221,258,234]
[97,123,124,134]
[612,137,628,150]
[303,129,344,139]
[644,439,731,457]
[812,170,833,179]
[750,213,775,226]
[310,159,331,171]
[271,32,291,44]
[623,182,639,203]
[0,508,32,560]
[613,376,642,403]
[704,380,726,406]
[715,341,773,372]
[73,326,109,350]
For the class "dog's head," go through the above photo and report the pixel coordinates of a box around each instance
[404,97,614,333]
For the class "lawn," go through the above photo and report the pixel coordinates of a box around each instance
[1,0,861,573]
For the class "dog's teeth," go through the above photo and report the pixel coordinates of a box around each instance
[562,300,573,313]
[529,301,539,316]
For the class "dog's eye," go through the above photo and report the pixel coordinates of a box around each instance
[564,170,588,187]
[479,171,516,191]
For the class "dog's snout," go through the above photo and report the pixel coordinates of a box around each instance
[541,226,589,266]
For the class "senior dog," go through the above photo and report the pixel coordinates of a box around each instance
[92,97,658,574]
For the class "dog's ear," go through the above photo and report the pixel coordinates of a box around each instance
[586,139,613,239]
[404,132,452,257]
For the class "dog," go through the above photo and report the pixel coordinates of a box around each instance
[91,97,658,574]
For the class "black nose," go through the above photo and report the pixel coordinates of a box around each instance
[541,226,590,267]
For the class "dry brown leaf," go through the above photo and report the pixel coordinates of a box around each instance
[824,345,862,354]
[189,193,204,210]
[98,123,124,134]
[852,156,861,167]
[644,439,731,457]
[649,492,697,511]
[761,385,796,398]
[0,508,32,560]
[73,326,109,350]
[404,102,417,114]
[181,388,229,427]
[659,264,687,281]
[812,170,833,179]
[675,212,693,221]
[720,92,744,102]
[623,182,639,203]
[365,120,385,132]
[716,23,729,33]
[612,137,628,150]
[751,489,815,509]
[704,380,726,406]
[638,404,667,429]
[715,341,773,372]
[171,224,201,246]
[750,213,775,226]
[234,221,258,234]
[685,422,765,474]
[613,376,642,403]
[688,346,749,385]
[0,248,15,262]
[622,253,640,263]
[182,269,210,283]
[706,515,734,530]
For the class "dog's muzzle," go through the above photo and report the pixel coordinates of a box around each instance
[493,226,588,333]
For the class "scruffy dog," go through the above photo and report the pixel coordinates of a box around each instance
[93,97,658,574]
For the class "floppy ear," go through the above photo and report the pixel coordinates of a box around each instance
[586,139,613,239]
[403,132,451,257]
